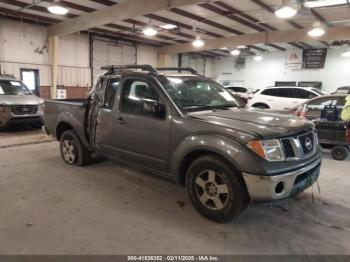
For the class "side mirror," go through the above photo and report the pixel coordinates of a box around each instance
[142,99,165,119]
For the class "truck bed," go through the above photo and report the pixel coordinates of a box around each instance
[43,99,89,145]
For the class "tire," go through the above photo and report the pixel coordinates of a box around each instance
[186,155,250,223]
[60,130,91,166]
[331,146,348,161]
[252,104,269,109]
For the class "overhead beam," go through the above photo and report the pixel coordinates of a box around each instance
[48,0,209,36]
[159,26,350,54]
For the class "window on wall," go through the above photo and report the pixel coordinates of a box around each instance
[181,54,206,75]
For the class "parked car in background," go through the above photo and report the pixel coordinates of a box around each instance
[44,65,321,223]
[333,86,350,95]
[285,94,348,121]
[224,86,253,104]
[247,86,325,110]
[0,74,44,129]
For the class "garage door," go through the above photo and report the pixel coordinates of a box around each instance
[93,38,136,83]
[181,54,206,75]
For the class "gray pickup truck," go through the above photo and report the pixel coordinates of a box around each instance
[0,74,44,129]
[44,65,321,222]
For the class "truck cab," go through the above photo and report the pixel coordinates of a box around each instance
[44,65,321,223]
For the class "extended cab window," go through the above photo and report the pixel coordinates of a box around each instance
[121,79,160,117]
[103,78,119,109]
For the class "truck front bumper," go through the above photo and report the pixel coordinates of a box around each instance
[242,158,321,201]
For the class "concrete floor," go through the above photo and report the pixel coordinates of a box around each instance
[0,129,350,255]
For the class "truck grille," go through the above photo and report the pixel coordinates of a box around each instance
[280,131,317,160]
[10,105,38,115]
[281,139,296,158]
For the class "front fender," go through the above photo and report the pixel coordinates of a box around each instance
[171,133,257,183]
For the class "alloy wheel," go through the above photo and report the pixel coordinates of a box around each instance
[194,170,230,210]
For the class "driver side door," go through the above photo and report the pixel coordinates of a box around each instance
[106,77,171,173]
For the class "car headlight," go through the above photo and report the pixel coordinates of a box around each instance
[0,105,7,113]
[247,139,285,161]
[39,103,45,111]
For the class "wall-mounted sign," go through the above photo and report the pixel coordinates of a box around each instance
[302,48,328,69]
[286,48,328,70]
[285,50,302,70]
[56,89,67,99]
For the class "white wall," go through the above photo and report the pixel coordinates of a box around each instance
[137,45,158,67]
[215,48,350,93]
[0,19,91,87]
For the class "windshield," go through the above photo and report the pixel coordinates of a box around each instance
[0,80,32,95]
[159,76,242,113]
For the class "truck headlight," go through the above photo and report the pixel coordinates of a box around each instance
[0,105,7,113]
[247,139,285,161]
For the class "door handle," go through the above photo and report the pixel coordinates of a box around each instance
[118,117,126,125]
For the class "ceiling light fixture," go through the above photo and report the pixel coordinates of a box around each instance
[143,26,158,37]
[303,0,347,8]
[47,0,69,15]
[220,47,228,50]
[308,23,325,37]
[160,24,177,30]
[237,45,247,49]
[342,49,350,58]
[230,49,241,56]
[254,55,263,61]
[274,3,297,18]
[192,35,205,48]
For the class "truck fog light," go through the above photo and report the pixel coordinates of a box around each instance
[275,181,285,194]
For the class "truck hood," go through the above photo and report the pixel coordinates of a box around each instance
[188,107,313,139]
[0,95,44,105]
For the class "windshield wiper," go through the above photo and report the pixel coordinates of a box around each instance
[209,105,237,110]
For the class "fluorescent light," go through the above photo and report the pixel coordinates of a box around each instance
[304,0,347,8]
[275,5,297,18]
[342,49,350,57]
[230,49,241,56]
[192,36,205,48]
[47,1,68,15]
[160,24,177,30]
[143,27,158,36]
[220,47,228,50]
[308,25,325,37]
[237,45,247,49]
[254,55,263,61]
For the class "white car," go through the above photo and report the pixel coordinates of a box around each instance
[247,86,325,110]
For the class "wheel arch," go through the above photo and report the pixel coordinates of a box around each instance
[172,134,250,188]
[252,103,270,109]
[56,121,73,141]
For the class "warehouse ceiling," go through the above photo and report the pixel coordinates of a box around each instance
[0,0,350,57]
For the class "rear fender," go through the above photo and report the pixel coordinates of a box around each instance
[56,112,92,151]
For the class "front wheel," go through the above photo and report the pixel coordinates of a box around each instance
[186,155,250,223]
[60,130,91,166]
[331,146,348,161]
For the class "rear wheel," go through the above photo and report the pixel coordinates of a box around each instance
[186,155,250,223]
[331,146,348,161]
[60,130,91,166]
